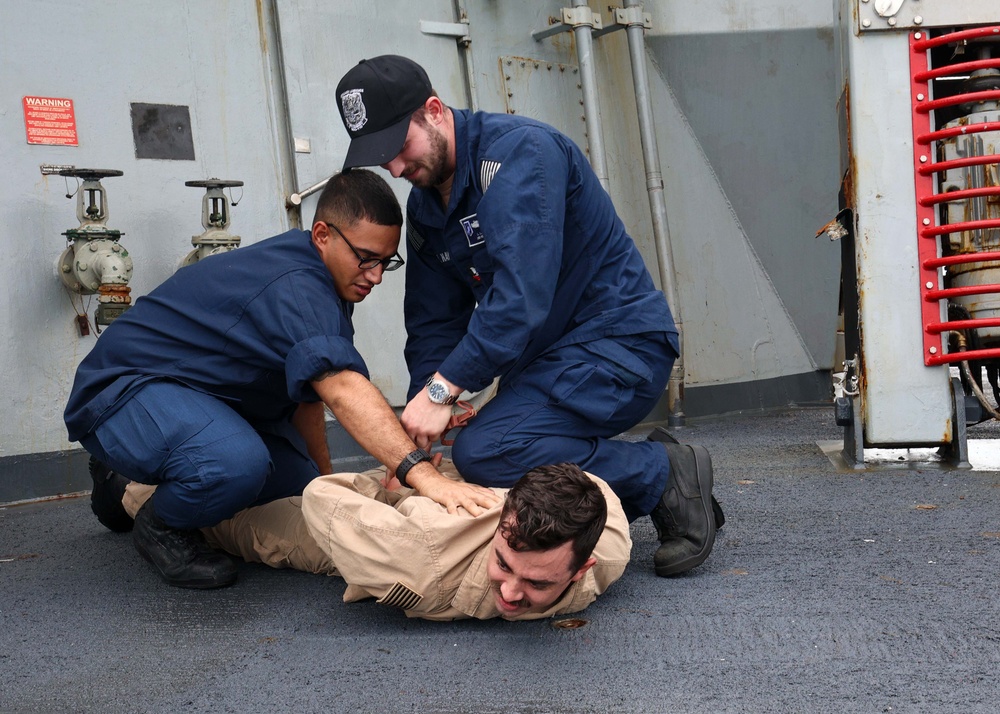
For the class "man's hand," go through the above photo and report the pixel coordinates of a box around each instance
[312,370,497,513]
[406,462,502,516]
[401,390,454,450]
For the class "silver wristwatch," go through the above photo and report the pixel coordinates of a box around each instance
[426,377,458,405]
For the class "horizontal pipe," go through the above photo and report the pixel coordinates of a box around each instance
[925,282,1000,301]
[926,317,1000,334]
[920,217,1000,238]
[918,154,1000,176]
[919,187,1000,206]
[914,58,1000,83]
[927,345,1000,366]
[917,121,1000,146]
[924,250,1000,268]
[914,89,1000,115]
[913,26,1000,53]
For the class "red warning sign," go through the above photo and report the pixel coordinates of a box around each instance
[23,96,78,146]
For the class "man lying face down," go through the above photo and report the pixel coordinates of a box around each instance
[122,461,631,621]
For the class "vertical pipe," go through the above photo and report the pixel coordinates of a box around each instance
[571,0,610,191]
[258,0,301,229]
[623,0,685,425]
[453,0,479,112]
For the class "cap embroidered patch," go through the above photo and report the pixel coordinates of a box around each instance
[378,581,424,610]
[340,89,367,132]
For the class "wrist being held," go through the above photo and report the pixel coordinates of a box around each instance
[425,373,460,406]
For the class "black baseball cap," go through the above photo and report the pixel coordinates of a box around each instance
[337,55,433,170]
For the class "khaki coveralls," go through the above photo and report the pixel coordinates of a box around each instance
[123,461,632,621]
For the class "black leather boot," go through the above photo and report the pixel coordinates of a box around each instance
[648,427,725,529]
[132,500,237,589]
[89,456,134,533]
[647,431,718,577]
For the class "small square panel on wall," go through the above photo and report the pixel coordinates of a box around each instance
[130,102,195,160]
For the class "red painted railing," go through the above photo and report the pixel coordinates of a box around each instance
[910,26,1000,365]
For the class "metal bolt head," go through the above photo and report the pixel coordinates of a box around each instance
[923,218,931,226]
[914,16,923,25]
[914,32,922,39]
[929,346,938,354]
[888,17,897,26]
[862,19,871,28]
[916,93,925,101]
[919,155,928,163]
[926,281,934,289]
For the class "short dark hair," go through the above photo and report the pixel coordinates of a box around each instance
[313,168,402,228]
[498,463,608,573]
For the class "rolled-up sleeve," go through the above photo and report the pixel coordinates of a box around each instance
[285,335,368,402]
[240,270,370,403]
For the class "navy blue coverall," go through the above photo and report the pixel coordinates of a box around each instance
[64,230,368,529]
[404,109,679,521]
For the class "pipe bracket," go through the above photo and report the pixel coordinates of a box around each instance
[532,7,603,42]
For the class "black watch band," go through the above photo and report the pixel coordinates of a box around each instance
[395,448,431,488]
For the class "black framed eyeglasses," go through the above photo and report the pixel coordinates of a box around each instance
[323,221,405,272]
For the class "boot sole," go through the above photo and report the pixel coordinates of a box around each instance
[654,444,716,577]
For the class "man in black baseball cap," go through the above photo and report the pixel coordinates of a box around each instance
[337,55,433,170]
[333,55,724,580]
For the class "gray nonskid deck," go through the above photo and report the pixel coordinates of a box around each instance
[2,408,998,713]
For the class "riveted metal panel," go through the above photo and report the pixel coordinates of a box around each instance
[500,56,588,154]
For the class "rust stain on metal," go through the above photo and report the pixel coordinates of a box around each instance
[98,284,132,303]
[841,82,855,211]
[255,0,268,54]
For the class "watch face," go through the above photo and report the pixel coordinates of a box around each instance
[428,381,449,404]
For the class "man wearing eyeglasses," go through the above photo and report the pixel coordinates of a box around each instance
[64,169,500,590]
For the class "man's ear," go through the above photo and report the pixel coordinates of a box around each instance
[425,95,447,125]
[570,556,597,583]
[311,220,329,249]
